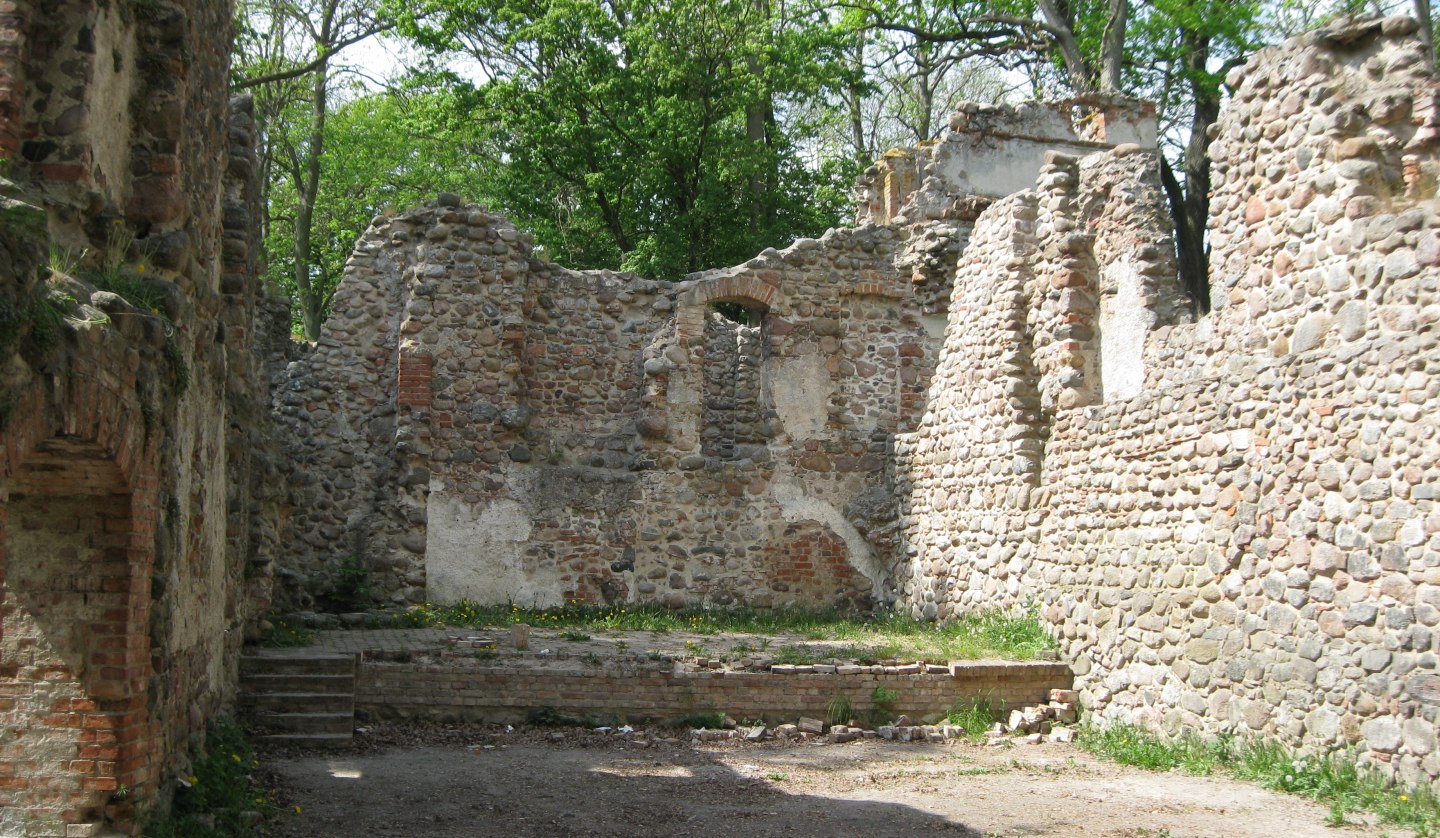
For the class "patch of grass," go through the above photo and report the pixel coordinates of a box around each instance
[944,698,997,739]
[1079,723,1227,775]
[868,686,900,726]
[258,620,313,648]
[560,630,591,642]
[1081,723,1440,836]
[765,772,789,781]
[770,645,820,665]
[144,717,272,837]
[1232,740,1440,836]
[826,695,854,726]
[373,602,1053,662]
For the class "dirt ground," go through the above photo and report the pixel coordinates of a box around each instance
[259,723,1408,838]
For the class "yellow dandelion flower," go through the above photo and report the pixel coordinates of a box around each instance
[294,805,303,814]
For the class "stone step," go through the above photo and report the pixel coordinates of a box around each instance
[253,732,355,749]
[239,691,355,714]
[248,711,355,735]
[240,673,357,695]
[240,653,357,676]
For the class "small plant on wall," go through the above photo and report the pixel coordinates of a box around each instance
[322,556,374,611]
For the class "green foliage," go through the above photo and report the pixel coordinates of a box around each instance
[944,698,997,739]
[826,694,854,726]
[869,685,900,725]
[1079,723,1440,836]
[393,0,852,280]
[560,630,592,642]
[322,556,374,611]
[1078,722,1228,775]
[1231,741,1440,836]
[259,84,495,335]
[258,619,314,648]
[144,718,272,838]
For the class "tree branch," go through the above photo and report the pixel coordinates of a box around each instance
[233,22,395,90]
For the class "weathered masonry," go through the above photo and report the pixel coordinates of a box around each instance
[273,100,1153,615]
[277,16,1440,791]
[0,0,280,834]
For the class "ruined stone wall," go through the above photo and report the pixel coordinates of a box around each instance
[275,97,1152,618]
[0,0,275,833]
[899,18,1440,789]
[277,208,951,613]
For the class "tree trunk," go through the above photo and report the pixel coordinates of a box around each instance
[1415,0,1435,70]
[847,30,868,164]
[1100,0,1128,93]
[294,53,329,340]
[1035,0,1094,90]
[1159,29,1219,314]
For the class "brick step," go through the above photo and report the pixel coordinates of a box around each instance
[240,673,357,695]
[253,732,355,749]
[248,711,355,735]
[240,653,357,676]
[239,691,355,714]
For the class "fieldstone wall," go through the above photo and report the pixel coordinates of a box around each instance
[897,17,1440,789]
[274,99,1148,617]
[271,9,1440,791]
[275,210,942,613]
[0,0,277,834]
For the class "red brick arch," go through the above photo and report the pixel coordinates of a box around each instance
[675,273,785,345]
[0,358,160,836]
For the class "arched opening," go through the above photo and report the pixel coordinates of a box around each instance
[1,436,148,836]
[702,298,771,460]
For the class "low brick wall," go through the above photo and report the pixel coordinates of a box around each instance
[356,660,1073,725]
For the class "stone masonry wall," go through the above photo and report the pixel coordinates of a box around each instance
[0,0,275,834]
[275,12,1440,792]
[274,102,1143,617]
[276,210,953,613]
[898,18,1440,790]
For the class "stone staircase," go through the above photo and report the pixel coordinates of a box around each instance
[239,652,358,746]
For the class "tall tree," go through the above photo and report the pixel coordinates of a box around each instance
[845,0,1263,309]
[393,0,853,278]
[234,0,392,338]
[259,86,499,332]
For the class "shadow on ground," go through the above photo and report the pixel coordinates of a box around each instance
[262,739,981,837]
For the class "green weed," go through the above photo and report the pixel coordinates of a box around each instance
[1080,723,1440,836]
[258,620,313,648]
[144,718,272,837]
[944,698,998,739]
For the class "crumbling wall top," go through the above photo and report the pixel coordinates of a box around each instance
[855,96,1158,226]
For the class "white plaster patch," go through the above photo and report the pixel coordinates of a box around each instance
[772,355,830,441]
[920,314,949,341]
[771,480,885,599]
[425,489,558,607]
[1099,257,1150,401]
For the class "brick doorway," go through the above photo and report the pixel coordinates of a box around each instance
[1,437,154,837]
